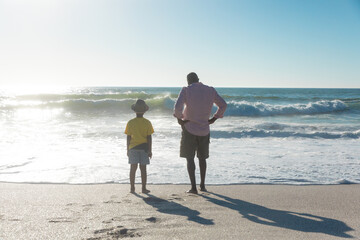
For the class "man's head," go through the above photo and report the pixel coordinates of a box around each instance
[187,72,199,85]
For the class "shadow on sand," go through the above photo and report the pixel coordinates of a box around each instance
[134,193,214,225]
[201,192,353,238]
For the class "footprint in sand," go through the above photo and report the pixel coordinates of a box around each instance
[111,217,122,221]
[187,194,199,197]
[103,200,122,204]
[145,217,158,223]
[108,228,141,238]
[48,217,74,223]
[168,194,185,201]
[94,227,115,234]
[102,217,122,224]
[82,204,95,211]
[83,204,95,207]
[92,226,141,239]
[200,192,211,196]
[8,218,21,222]
[65,203,77,206]
[63,208,81,214]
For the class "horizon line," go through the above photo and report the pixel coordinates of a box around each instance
[1,85,359,89]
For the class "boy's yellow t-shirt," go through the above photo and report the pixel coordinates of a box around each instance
[125,117,154,149]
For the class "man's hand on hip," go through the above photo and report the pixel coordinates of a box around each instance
[177,118,189,131]
[177,118,189,126]
[208,117,217,125]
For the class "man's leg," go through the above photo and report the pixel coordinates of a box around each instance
[197,133,209,192]
[186,158,198,193]
[140,164,150,193]
[130,164,138,193]
[199,158,207,191]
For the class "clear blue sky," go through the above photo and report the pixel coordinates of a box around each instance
[1,0,359,88]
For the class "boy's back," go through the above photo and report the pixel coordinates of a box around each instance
[125,117,154,150]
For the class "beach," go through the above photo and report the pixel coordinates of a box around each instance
[1,87,359,239]
[0,183,359,239]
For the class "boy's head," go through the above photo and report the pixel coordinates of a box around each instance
[131,99,149,114]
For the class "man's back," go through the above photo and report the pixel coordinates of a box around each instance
[174,82,227,136]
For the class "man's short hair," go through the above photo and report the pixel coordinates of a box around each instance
[187,72,199,83]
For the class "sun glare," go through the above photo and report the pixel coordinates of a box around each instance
[2,85,72,96]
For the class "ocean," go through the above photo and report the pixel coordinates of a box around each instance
[0,87,359,185]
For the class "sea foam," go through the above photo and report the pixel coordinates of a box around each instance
[225,100,348,116]
[1,87,359,185]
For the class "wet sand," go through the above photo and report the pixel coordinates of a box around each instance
[0,183,359,239]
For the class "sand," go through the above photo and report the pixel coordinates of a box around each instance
[0,183,359,240]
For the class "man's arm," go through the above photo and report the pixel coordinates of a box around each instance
[147,135,152,159]
[208,90,227,124]
[174,87,190,129]
[213,90,227,119]
[173,87,186,120]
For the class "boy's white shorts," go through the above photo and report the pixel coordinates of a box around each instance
[128,149,150,165]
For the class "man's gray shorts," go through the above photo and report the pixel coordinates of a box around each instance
[128,149,149,165]
[180,129,210,159]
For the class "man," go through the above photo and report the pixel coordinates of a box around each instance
[174,72,227,194]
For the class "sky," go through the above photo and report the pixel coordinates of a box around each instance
[0,0,359,88]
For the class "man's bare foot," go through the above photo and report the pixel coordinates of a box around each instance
[130,188,135,193]
[200,185,207,192]
[142,189,150,194]
[186,189,198,194]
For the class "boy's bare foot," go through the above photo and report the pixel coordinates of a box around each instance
[130,187,135,193]
[142,189,150,194]
[200,185,207,192]
[186,189,198,194]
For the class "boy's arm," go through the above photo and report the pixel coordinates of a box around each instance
[127,135,131,157]
[147,135,152,159]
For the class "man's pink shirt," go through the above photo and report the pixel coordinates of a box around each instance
[174,82,227,136]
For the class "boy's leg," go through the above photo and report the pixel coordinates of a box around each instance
[130,164,138,193]
[186,158,198,193]
[199,158,207,191]
[139,164,150,193]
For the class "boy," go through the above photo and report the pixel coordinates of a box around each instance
[125,99,154,193]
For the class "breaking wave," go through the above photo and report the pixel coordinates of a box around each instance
[224,100,349,116]
[0,90,353,117]
[211,129,360,139]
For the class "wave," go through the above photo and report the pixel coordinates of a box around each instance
[53,97,175,113]
[224,100,349,116]
[340,98,360,103]
[220,94,360,103]
[0,94,175,113]
[211,129,360,139]
[13,92,179,102]
[0,90,354,117]
[335,179,357,184]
